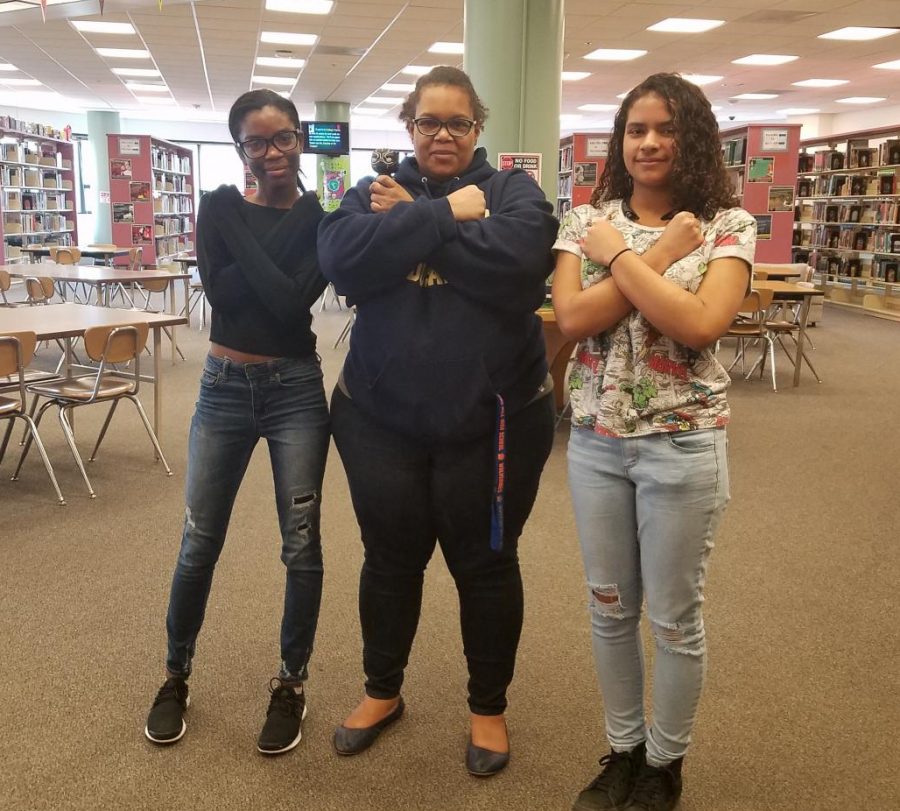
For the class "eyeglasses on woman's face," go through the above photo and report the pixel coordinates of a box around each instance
[412,116,476,138]
[236,129,301,159]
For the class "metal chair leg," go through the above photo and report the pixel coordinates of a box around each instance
[14,413,65,504]
[89,400,120,462]
[58,405,96,498]
[128,396,173,475]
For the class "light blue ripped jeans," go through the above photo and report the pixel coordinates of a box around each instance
[567,427,729,767]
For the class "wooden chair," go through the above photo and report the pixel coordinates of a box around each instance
[24,276,57,305]
[128,246,143,271]
[721,288,777,391]
[0,332,65,504]
[135,274,185,361]
[15,323,172,498]
[0,269,12,306]
[188,281,208,331]
[54,247,82,265]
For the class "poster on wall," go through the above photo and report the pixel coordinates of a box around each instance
[767,186,795,212]
[754,214,772,240]
[317,155,350,213]
[760,128,789,152]
[112,203,134,223]
[585,137,608,158]
[498,152,542,183]
[573,162,598,186]
[110,159,132,179]
[119,137,141,156]
[130,181,151,201]
[747,156,774,183]
[132,224,153,245]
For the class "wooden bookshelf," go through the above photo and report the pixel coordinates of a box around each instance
[107,134,195,267]
[0,124,77,264]
[793,125,900,320]
[719,123,802,263]
[557,132,609,220]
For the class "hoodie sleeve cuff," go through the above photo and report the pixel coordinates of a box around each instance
[431,196,457,243]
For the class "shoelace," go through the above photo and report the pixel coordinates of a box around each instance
[267,679,302,718]
[153,678,186,708]
[588,750,632,789]
[628,765,672,808]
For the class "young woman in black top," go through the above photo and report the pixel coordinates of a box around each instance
[144,89,329,756]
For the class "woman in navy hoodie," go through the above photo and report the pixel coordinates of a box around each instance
[318,66,558,776]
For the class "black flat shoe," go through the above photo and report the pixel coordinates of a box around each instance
[466,738,510,777]
[333,697,405,756]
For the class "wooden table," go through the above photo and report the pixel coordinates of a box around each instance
[0,303,188,433]
[537,307,577,411]
[20,245,131,266]
[754,280,821,387]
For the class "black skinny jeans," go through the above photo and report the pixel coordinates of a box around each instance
[331,385,555,715]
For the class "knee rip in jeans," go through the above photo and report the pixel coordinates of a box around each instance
[184,505,196,530]
[590,583,625,620]
[286,490,318,551]
[650,617,703,656]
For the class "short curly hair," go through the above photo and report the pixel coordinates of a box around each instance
[398,66,489,128]
[590,73,737,220]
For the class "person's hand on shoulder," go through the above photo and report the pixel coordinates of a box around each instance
[581,217,627,266]
[652,211,703,268]
[447,185,486,221]
[369,175,414,213]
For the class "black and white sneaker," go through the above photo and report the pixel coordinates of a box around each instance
[145,677,190,745]
[257,678,307,755]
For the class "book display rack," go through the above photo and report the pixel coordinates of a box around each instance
[557,133,608,220]
[107,134,195,267]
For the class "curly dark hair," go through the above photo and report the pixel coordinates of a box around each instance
[590,73,737,220]
[398,66,489,128]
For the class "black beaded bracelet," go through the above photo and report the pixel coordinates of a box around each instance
[608,247,632,269]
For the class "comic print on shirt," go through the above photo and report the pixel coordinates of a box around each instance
[552,200,756,437]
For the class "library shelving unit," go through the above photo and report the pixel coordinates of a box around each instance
[720,123,802,263]
[244,165,258,197]
[557,132,609,220]
[792,125,900,321]
[0,120,77,264]
[107,134,194,267]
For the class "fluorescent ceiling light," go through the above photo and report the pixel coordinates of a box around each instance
[0,78,42,86]
[731,93,778,100]
[278,91,292,98]
[835,97,886,104]
[399,65,432,75]
[681,74,723,86]
[365,96,402,105]
[732,54,798,65]
[95,48,150,59]
[0,63,18,71]
[819,27,898,41]
[617,92,629,99]
[71,21,136,34]
[792,78,848,87]
[252,75,296,86]
[261,31,318,46]
[647,18,724,33]
[1,0,80,12]
[125,82,169,92]
[256,56,306,69]
[381,82,415,91]
[112,67,161,77]
[353,107,387,116]
[133,97,177,105]
[584,48,647,61]
[560,114,583,122]
[709,105,723,111]
[561,71,591,81]
[873,59,900,70]
[778,108,820,115]
[429,42,464,54]
[578,103,618,112]
[266,0,333,12]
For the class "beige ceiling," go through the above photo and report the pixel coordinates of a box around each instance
[0,0,898,130]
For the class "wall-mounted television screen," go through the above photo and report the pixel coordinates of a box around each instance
[301,121,349,155]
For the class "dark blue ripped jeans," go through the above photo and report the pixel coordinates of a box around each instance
[165,353,330,683]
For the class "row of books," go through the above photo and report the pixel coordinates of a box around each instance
[795,200,900,225]
[559,144,574,173]
[152,175,192,194]
[3,190,70,212]
[0,116,68,141]
[799,139,900,173]
[3,213,74,233]
[151,147,192,175]
[154,217,193,236]
[156,236,194,259]
[809,252,900,282]
[153,194,194,215]
[797,172,897,198]
[797,224,900,254]
[722,136,747,166]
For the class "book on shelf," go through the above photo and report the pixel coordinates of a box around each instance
[884,263,898,283]
[889,233,900,254]
[797,178,813,197]
[815,150,844,171]
[824,204,839,222]
[850,147,877,169]
[846,258,862,277]
[827,174,848,195]
[845,138,869,166]
[849,175,868,196]
[880,140,900,167]
[879,174,895,195]
[798,153,815,173]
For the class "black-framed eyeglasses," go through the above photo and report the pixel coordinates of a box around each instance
[235,129,301,159]
[412,116,476,138]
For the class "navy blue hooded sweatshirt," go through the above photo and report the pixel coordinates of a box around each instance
[317,147,558,443]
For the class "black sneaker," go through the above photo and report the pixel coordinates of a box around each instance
[573,742,646,811]
[622,756,683,811]
[145,677,190,745]
[257,678,307,755]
